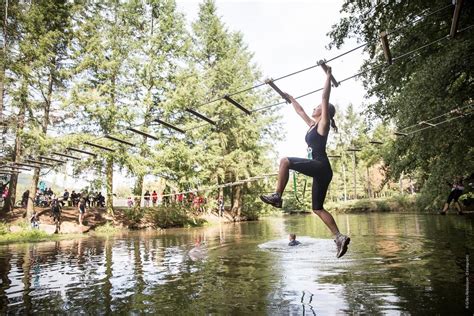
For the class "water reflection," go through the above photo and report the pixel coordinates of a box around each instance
[0,214,473,314]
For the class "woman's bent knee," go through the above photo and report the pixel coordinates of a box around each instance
[312,209,324,215]
[280,157,290,167]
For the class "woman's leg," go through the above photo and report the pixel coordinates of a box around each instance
[313,209,340,235]
[276,158,290,195]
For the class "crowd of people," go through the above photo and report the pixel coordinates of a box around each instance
[125,190,226,216]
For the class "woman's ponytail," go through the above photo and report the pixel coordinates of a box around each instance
[330,118,338,133]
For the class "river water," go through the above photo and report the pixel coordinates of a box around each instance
[0,213,473,314]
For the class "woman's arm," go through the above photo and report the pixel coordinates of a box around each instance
[317,66,332,136]
[286,94,314,127]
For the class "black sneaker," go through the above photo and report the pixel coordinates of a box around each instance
[260,193,282,208]
[335,234,350,258]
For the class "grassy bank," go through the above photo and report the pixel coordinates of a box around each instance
[326,195,417,213]
[0,222,79,244]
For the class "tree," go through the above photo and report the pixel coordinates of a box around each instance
[125,0,190,211]
[329,0,474,206]
[69,1,138,214]
[159,0,280,218]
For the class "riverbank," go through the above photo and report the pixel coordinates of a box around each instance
[0,204,239,244]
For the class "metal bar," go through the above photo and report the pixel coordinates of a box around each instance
[67,147,98,157]
[394,132,408,136]
[24,159,55,167]
[13,162,41,169]
[0,166,31,171]
[318,60,339,87]
[51,152,81,160]
[223,95,251,115]
[369,140,384,145]
[104,135,136,147]
[127,128,159,141]
[185,109,217,125]
[265,79,291,103]
[419,121,436,127]
[154,119,185,134]
[84,141,116,152]
[346,148,361,152]
[328,155,341,158]
[38,155,67,163]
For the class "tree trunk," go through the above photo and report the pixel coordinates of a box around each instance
[231,184,242,220]
[0,0,8,117]
[3,82,26,213]
[105,156,114,214]
[133,173,144,212]
[26,67,54,218]
[366,166,371,199]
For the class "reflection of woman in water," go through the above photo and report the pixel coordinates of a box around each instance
[260,67,350,258]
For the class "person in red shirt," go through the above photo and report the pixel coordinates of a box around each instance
[151,190,158,207]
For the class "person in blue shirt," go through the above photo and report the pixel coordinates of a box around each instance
[288,234,301,246]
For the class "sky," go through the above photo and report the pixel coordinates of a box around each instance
[176,0,368,158]
[45,0,370,191]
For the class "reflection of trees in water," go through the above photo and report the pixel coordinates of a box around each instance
[0,219,281,314]
[0,246,13,314]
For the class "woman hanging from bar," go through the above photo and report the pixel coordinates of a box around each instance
[260,66,351,258]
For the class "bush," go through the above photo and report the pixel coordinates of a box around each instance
[0,227,51,243]
[146,203,205,229]
[94,221,120,234]
[124,207,145,225]
[0,222,9,235]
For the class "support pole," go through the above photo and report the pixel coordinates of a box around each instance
[450,0,464,38]
[380,31,392,65]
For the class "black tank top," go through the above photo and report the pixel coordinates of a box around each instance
[305,124,329,161]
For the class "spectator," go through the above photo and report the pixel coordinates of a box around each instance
[30,211,39,229]
[127,197,134,208]
[97,192,105,207]
[63,189,70,207]
[217,196,224,217]
[144,190,151,207]
[152,190,158,207]
[22,190,29,207]
[78,196,87,226]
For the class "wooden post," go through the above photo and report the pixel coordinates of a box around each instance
[450,0,464,38]
[380,31,392,65]
[342,163,347,202]
[352,151,357,199]
[367,166,371,199]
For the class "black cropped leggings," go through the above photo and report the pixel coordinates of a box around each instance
[287,157,333,210]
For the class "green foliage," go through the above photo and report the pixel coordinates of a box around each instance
[0,227,51,244]
[329,1,474,208]
[94,222,120,234]
[327,195,416,213]
[147,203,206,229]
[0,222,9,235]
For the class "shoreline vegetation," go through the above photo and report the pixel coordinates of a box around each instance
[1,195,470,244]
